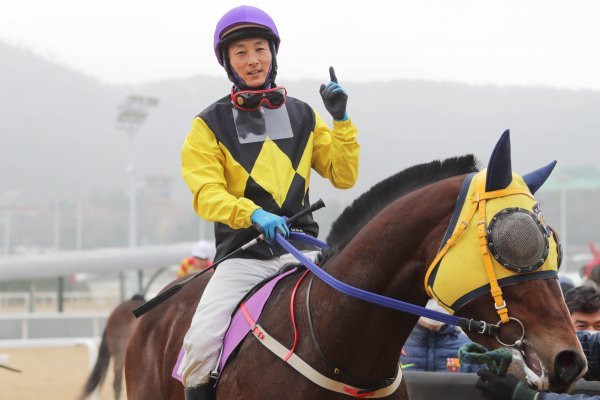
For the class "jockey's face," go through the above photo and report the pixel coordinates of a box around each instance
[228,37,272,88]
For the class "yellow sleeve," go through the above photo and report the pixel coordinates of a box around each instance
[311,111,360,189]
[181,117,260,229]
[176,258,189,278]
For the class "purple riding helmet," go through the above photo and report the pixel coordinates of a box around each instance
[214,5,281,89]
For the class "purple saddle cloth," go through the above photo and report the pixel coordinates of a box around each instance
[172,267,298,382]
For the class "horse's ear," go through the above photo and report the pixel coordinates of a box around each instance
[522,160,557,194]
[486,129,512,191]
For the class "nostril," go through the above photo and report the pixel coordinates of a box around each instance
[554,350,584,384]
[557,350,576,367]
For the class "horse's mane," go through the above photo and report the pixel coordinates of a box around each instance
[324,155,479,257]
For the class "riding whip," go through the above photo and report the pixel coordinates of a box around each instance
[133,199,325,318]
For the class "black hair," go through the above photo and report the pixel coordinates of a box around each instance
[565,285,600,314]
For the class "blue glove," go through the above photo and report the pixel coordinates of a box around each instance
[476,370,539,400]
[319,66,349,121]
[250,209,290,241]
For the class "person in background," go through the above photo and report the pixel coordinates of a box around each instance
[476,331,600,400]
[178,5,359,400]
[401,299,479,373]
[177,240,215,279]
[565,286,600,331]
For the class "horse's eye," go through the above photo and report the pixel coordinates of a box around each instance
[487,207,550,273]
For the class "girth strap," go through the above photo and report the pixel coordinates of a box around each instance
[240,303,403,398]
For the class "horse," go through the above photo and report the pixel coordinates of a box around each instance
[125,131,585,399]
[80,264,182,399]
[79,294,145,400]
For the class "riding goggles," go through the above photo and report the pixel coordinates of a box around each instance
[230,87,287,112]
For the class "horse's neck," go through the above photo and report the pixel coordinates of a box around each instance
[310,179,460,382]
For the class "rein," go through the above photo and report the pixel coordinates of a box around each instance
[275,232,499,337]
[245,173,542,396]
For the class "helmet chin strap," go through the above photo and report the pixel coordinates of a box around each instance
[223,40,278,91]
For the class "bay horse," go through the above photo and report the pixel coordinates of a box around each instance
[80,265,177,399]
[79,294,145,400]
[126,132,585,399]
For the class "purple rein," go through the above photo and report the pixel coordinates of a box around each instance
[276,232,499,337]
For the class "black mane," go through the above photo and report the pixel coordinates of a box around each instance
[324,155,479,256]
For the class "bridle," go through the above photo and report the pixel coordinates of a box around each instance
[424,170,559,348]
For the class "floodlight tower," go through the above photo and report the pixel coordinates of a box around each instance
[116,96,159,300]
[116,95,159,249]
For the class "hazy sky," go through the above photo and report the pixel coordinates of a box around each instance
[1,0,599,90]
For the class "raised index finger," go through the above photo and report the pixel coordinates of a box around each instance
[329,66,338,83]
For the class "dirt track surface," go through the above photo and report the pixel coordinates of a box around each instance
[0,346,116,400]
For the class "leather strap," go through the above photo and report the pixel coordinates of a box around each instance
[240,303,403,398]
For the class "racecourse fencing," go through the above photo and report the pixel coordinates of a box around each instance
[0,313,107,340]
[0,291,119,312]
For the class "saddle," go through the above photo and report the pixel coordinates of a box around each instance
[171,263,304,382]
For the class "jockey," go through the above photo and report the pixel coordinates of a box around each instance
[179,5,360,399]
[176,240,215,279]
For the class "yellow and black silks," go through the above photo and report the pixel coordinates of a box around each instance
[181,95,359,260]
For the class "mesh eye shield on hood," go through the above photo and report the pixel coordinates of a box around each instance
[425,170,560,316]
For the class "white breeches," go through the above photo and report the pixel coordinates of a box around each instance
[179,251,319,388]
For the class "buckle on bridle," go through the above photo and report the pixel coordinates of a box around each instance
[494,300,507,310]
[477,321,487,334]
[464,319,499,336]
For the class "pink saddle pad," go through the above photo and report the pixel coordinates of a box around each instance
[172,267,298,382]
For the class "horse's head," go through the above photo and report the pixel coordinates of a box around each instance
[425,130,585,392]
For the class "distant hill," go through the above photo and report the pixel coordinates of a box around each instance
[2,41,600,250]
[3,41,599,205]
[1,43,125,199]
